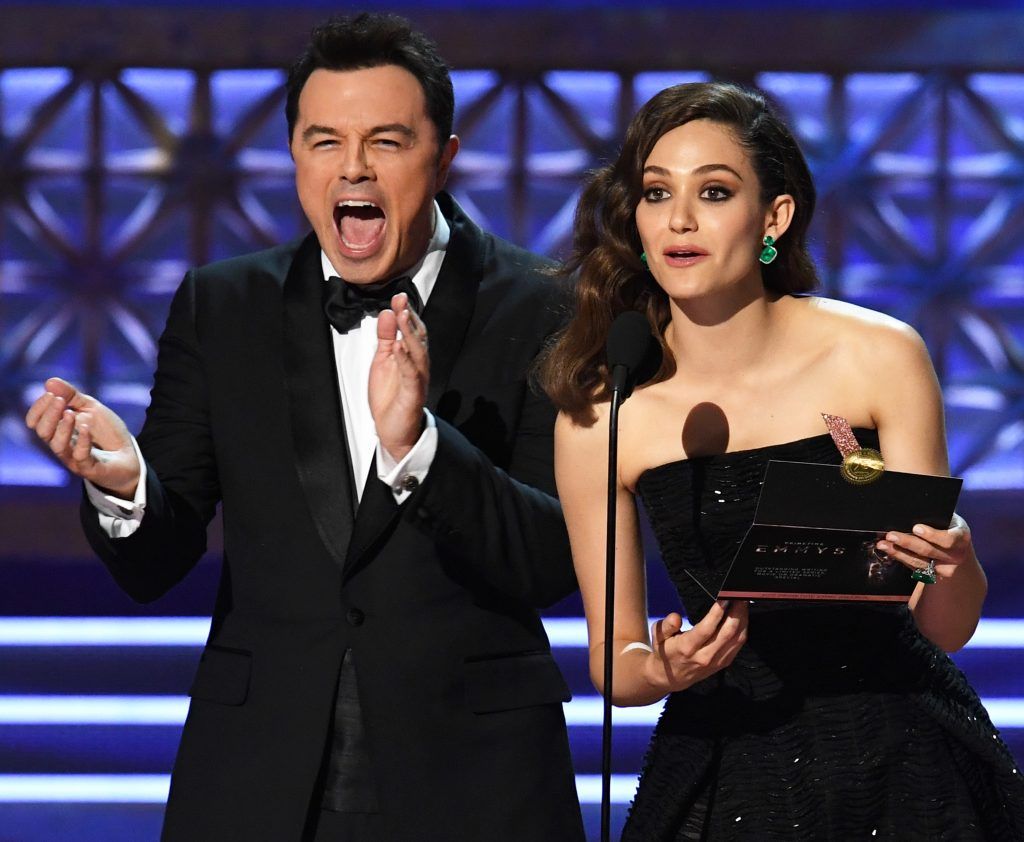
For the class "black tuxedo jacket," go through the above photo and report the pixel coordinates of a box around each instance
[82,194,585,841]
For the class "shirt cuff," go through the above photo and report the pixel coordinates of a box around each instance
[377,410,437,503]
[84,436,148,538]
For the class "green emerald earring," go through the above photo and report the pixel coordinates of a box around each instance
[759,235,777,265]
[640,251,649,268]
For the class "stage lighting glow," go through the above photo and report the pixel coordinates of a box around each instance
[565,697,661,726]
[1,693,1018,729]
[565,696,1024,729]
[983,699,1024,728]
[0,773,644,804]
[0,618,211,646]
[0,616,1021,648]
[0,696,188,724]
[965,619,1024,648]
[574,774,640,805]
[0,774,170,803]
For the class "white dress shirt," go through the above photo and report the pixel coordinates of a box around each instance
[87,202,448,536]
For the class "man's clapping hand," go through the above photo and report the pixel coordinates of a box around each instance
[369,292,430,462]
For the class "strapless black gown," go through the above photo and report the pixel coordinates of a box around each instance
[623,431,1024,841]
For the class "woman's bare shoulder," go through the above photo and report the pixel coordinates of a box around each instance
[794,296,927,364]
[556,403,609,447]
[797,295,908,330]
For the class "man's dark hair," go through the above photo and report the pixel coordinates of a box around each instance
[285,13,454,150]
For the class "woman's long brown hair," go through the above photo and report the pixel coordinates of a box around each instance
[537,81,820,426]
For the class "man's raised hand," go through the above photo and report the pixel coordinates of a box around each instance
[24,377,141,498]
[368,293,430,462]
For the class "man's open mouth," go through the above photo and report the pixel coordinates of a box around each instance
[334,200,386,252]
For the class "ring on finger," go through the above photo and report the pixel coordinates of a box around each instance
[910,558,937,585]
[69,428,79,448]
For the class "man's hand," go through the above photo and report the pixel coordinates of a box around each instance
[24,377,141,498]
[369,293,430,462]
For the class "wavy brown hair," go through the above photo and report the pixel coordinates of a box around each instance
[538,81,819,426]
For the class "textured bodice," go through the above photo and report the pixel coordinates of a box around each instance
[636,430,874,619]
[623,431,1024,842]
[636,430,920,715]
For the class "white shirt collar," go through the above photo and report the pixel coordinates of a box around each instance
[319,199,450,308]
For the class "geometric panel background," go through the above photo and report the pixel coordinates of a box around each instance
[1,7,1023,837]
[3,67,1024,488]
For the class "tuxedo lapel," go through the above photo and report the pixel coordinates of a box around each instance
[282,233,357,572]
[343,455,397,582]
[423,193,486,412]
[343,194,485,579]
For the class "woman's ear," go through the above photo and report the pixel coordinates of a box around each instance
[764,194,795,240]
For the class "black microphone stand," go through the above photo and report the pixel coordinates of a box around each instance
[599,310,659,842]
[601,364,629,842]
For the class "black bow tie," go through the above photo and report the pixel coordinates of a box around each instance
[323,275,423,334]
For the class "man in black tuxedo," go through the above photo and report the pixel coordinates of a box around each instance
[24,13,585,842]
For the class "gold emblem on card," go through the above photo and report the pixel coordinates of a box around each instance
[840,448,884,485]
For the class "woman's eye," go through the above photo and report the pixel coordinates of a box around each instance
[701,185,732,201]
[643,187,668,202]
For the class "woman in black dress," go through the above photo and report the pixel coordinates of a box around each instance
[539,81,1024,840]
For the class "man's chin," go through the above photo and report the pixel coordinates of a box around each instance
[325,248,393,285]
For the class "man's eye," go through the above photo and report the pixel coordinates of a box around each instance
[374,138,402,148]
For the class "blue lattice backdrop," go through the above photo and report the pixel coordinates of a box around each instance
[2,68,1023,488]
[1,63,1023,842]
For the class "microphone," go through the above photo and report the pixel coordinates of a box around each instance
[605,310,661,400]
[598,309,661,842]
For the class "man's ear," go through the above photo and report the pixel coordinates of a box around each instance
[435,135,460,191]
[763,193,795,240]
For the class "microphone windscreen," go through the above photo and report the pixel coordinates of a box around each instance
[606,310,662,398]
[606,310,653,373]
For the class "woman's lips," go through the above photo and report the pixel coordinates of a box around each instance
[662,249,708,268]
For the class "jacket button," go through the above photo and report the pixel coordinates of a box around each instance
[400,474,420,492]
[346,608,365,627]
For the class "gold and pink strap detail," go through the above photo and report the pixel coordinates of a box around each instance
[821,413,861,458]
[821,413,884,485]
